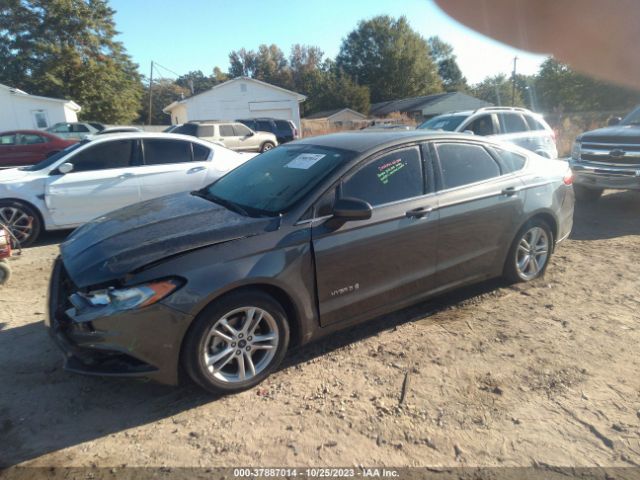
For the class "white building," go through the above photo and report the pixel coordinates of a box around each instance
[0,83,81,131]
[163,77,306,130]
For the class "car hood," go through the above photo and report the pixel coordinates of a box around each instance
[60,192,280,288]
[578,125,640,144]
[0,168,31,183]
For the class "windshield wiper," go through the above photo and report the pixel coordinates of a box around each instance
[191,190,250,217]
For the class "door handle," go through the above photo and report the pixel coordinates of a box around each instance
[502,186,517,196]
[188,166,206,173]
[118,173,133,179]
[406,206,433,219]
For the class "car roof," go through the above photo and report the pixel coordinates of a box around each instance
[0,129,52,135]
[84,131,221,145]
[293,131,476,153]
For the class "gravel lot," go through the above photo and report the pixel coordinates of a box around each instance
[1,190,640,468]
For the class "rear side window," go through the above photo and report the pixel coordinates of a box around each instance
[256,120,273,132]
[465,115,496,136]
[491,147,527,173]
[498,113,529,133]
[275,120,292,131]
[69,140,135,172]
[0,134,16,145]
[171,124,198,136]
[219,125,235,137]
[436,143,501,189]
[72,124,90,133]
[20,134,46,144]
[524,115,548,131]
[143,139,192,165]
[193,143,211,161]
[342,147,423,207]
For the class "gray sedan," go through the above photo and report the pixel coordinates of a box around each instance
[47,131,574,394]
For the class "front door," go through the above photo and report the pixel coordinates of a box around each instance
[312,145,439,327]
[45,139,142,227]
[16,133,49,165]
[232,123,257,151]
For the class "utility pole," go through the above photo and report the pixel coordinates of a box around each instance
[511,56,518,105]
[147,60,154,125]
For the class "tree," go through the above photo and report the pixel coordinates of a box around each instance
[0,0,143,123]
[428,36,467,92]
[471,74,525,107]
[228,44,291,89]
[138,79,189,125]
[175,70,217,96]
[534,58,640,113]
[336,16,442,102]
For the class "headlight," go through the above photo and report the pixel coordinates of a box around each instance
[68,278,182,322]
[571,141,581,161]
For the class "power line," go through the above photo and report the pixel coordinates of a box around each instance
[153,61,182,79]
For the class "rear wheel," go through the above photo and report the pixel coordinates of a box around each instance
[0,261,10,285]
[260,142,275,152]
[182,290,290,394]
[504,219,553,282]
[0,200,42,247]
[574,185,603,202]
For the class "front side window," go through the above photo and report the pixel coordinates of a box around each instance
[233,124,252,136]
[342,147,423,207]
[203,144,356,215]
[465,115,496,136]
[498,113,529,133]
[68,140,135,172]
[144,139,192,165]
[436,143,501,189]
[419,114,468,132]
[0,134,16,145]
[219,125,235,137]
[50,123,71,133]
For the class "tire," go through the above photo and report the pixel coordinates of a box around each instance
[574,185,603,202]
[260,142,275,153]
[0,261,10,285]
[504,218,553,283]
[0,200,42,247]
[181,290,290,394]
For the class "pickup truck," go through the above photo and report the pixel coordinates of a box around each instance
[570,105,640,201]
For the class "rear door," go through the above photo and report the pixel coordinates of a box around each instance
[0,133,18,167]
[138,138,212,201]
[16,133,50,165]
[218,124,239,149]
[312,145,439,326]
[431,141,526,289]
[45,139,142,226]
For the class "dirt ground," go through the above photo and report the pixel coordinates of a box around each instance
[1,190,640,469]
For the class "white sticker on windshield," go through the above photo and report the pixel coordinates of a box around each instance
[285,153,326,169]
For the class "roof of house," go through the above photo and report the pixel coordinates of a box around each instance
[0,83,81,111]
[164,77,307,113]
[305,107,368,120]
[370,92,491,117]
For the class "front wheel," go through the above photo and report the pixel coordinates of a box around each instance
[182,290,290,394]
[0,200,42,247]
[0,261,11,285]
[574,185,603,202]
[504,219,553,282]
[260,142,275,153]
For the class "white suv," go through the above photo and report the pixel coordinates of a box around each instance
[418,107,558,159]
[166,122,278,153]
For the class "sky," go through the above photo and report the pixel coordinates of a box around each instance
[109,0,548,85]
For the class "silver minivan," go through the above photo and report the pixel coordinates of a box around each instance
[418,107,558,159]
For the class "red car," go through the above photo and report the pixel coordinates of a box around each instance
[0,130,77,168]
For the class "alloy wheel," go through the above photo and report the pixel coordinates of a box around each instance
[0,206,35,246]
[203,306,279,383]
[515,226,549,281]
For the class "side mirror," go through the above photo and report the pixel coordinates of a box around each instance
[247,131,255,137]
[332,197,372,221]
[608,116,622,126]
[58,162,74,174]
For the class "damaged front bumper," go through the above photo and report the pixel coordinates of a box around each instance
[46,257,194,385]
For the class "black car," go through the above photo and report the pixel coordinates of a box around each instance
[570,105,640,201]
[237,117,298,144]
[47,131,574,394]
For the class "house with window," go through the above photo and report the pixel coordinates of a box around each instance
[304,108,368,125]
[0,83,81,131]
[370,92,491,121]
[163,77,306,131]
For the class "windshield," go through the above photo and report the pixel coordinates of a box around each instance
[418,114,468,131]
[201,144,356,216]
[21,141,87,171]
[621,106,640,125]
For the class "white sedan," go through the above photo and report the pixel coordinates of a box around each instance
[0,132,255,246]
